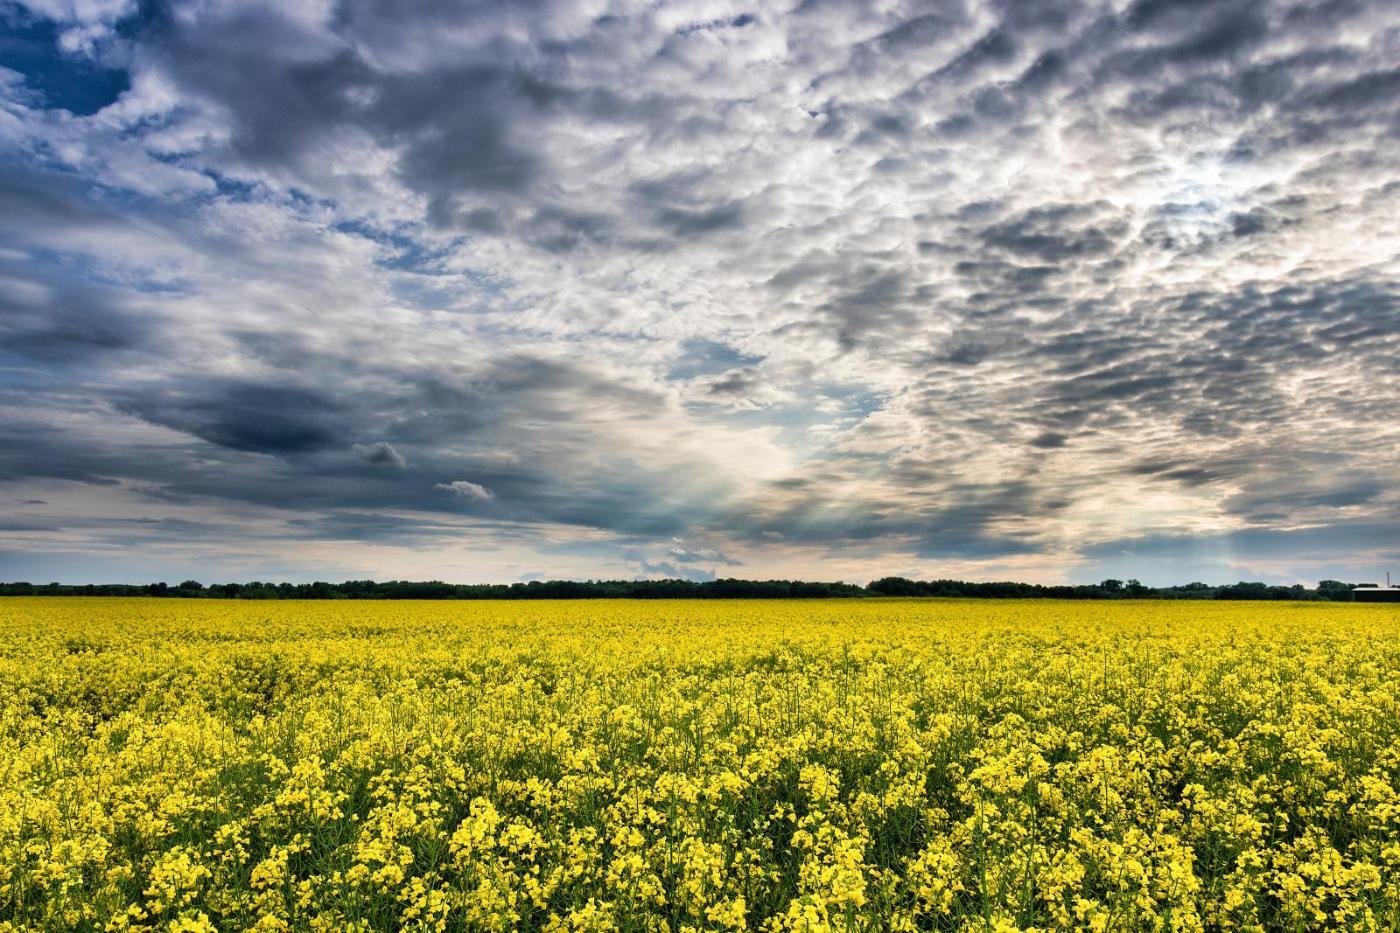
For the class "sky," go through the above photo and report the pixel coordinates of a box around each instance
[0,0,1397,587]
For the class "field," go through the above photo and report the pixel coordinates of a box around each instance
[3,598,1400,932]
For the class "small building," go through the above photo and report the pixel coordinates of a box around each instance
[1355,575,1400,603]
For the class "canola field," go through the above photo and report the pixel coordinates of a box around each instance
[3,597,1400,932]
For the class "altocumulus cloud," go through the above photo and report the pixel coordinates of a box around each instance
[0,0,1396,585]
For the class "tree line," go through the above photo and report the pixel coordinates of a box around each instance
[0,577,1371,601]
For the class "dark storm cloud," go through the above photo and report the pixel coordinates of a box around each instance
[117,381,348,455]
[355,442,407,468]
[1,0,1397,582]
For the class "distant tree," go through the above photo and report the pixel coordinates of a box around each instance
[1317,580,1355,602]
[1216,581,1271,600]
[867,577,925,596]
[0,575,1358,602]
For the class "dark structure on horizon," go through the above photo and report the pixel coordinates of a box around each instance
[1354,573,1400,603]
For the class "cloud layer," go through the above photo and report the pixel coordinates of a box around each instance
[1,0,1397,584]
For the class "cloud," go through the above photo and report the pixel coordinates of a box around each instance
[638,560,717,583]
[0,0,1396,583]
[690,367,792,410]
[355,442,407,467]
[667,541,738,566]
[1030,432,1068,449]
[116,381,347,455]
[436,480,493,501]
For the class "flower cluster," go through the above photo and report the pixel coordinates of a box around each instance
[2,596,1398,930]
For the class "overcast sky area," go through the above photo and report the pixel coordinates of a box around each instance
[1,0,1398,586]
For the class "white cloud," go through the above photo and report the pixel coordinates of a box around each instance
[436,480,493,501]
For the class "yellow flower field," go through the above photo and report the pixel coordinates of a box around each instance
[2,597,1399,932]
